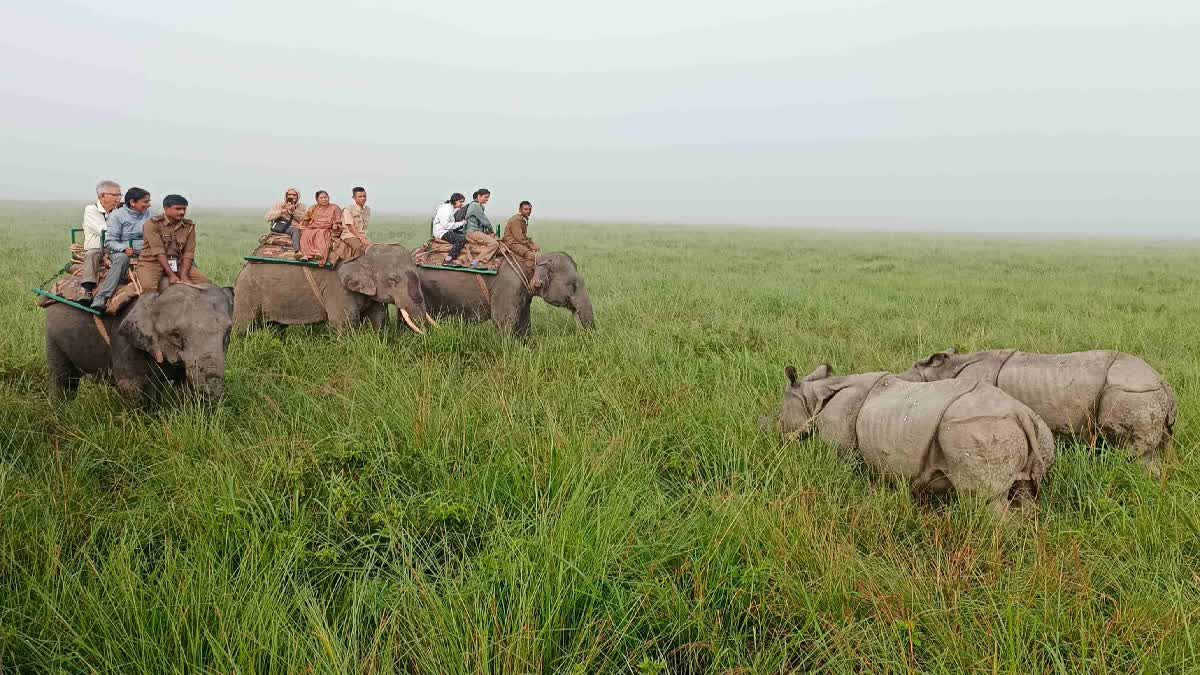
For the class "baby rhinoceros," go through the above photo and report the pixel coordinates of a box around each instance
[900,349,1176,475]
[773,365,1055,513]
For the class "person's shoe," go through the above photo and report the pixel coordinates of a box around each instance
[470,261,485,269]
[446,259,462,267]
[89,296,108,311]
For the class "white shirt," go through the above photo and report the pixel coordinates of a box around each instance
[431,202,459,239]
[81,200,108,250]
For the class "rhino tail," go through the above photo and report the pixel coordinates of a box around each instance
[1013,406,1055,495]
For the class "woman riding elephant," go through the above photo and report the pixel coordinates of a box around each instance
[297,190,343,264]
[416,250,593,337]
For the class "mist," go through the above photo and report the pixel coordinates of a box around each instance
[3,0,1198,234]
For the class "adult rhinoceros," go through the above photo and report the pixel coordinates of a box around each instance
[899,349,1176,476]
[767,364,1055,514]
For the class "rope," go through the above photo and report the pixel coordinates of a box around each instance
[496,242,531,291]
[301,266,328,316]
[474,274,491,307]
[93,315,111,346]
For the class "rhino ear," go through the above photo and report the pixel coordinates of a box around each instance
[918,349,954,368]
[803,364,832,381]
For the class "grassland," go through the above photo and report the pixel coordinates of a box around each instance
[1,202,1198,673]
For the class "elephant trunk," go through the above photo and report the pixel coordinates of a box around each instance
[185,352,226,401]
[391,292,428,335]
[573,291,595,330]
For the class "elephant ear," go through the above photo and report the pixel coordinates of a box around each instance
[404,270,424,307]
[221,286,235,315]
[337,261,377,298]
[117,292,165,363]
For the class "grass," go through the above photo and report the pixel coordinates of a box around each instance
[1,203,1198,672]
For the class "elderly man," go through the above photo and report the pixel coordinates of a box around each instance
[92,187,151,310]
[134,194,210,292]
[79,180,122,301]
[463,188,499,269]
[501,200,540,277]
[340,186,371,255]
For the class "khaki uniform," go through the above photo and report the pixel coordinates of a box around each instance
[501,213,539,276]
[133,215,209,291]
[341,203,371,256]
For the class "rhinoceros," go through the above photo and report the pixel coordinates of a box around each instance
[770,365,1055,513]
[899,349,1176,475]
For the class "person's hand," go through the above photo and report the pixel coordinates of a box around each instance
[167,274,181,285]
[125,247,135,257]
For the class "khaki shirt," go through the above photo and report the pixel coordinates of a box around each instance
[501,214,538,258]
[342,204,370,241]
[141,215,197,260]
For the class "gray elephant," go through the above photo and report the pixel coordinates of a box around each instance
[899,348,1177,475]
[768,365,1055,513]
[416,251,593,337]
[233,244,431,335]
[44,284,234,403]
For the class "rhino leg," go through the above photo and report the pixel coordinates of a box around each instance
[935,415,1034,510]
[1096,387,1173,476]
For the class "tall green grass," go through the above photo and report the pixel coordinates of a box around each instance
[1,204,1197,672]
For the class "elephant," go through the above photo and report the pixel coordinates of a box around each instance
[44,283,234,403]
[416,251,594,337]
[766,365,1055,513]
[899,348,1177,476]
[233,244,431,335]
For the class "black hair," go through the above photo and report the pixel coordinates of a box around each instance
[519,200,532,209]
[473,188,490,200]
[447,192,466,204]
[315,190,329,200]
[162,194,188,208]
[352,187,366,196]
[125,187,150,204]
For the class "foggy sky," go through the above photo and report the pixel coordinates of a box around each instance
[3,0,1198,233]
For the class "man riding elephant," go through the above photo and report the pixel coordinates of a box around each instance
[233,244,432,335]
[501,200,539,279]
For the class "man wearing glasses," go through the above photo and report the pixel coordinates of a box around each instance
[80,180,122,302]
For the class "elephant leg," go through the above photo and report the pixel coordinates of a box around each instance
[363,302,388,330]
[46,339,82,401]
[491,301,520,336]
[514,298,532,338]
[232,296,261,335]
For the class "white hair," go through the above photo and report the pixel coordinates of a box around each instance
[95,180,121,197]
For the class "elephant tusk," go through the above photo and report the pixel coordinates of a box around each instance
[400,308,425,335]
[425,312,438,327]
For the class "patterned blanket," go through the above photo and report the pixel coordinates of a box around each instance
[35,245,130,309]
[249,232,363,267]
[412,238,503,271]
